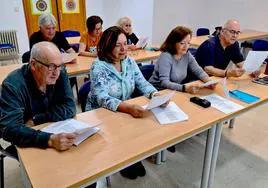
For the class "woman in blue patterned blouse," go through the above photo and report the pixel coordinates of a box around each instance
[86,26,161,180]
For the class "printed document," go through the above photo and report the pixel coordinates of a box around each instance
[243,51,268,72]
[42,119,101,146]
[151,101,188,124]
[202,94,244,114]
[144,92,175,110]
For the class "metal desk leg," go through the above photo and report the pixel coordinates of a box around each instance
[200,125,216,188]
[155,152,162,165]
[228,118,235,128]
[207,122,224,188]
[161,150,167,162]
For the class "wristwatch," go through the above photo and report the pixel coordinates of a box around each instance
[182,84,186,92]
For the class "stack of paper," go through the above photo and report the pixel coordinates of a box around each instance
[42,119,101,146]
[144,92,175,110]
[151,101,189,125]
[202,94,244,114]
[243,51,268,72]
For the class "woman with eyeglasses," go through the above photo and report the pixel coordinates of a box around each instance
[117,17,139,50]
[79,15,103,57]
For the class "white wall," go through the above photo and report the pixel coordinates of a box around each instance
[101,0,154,44]
[153,0,268,45]
[2,0,268,54]
[0,0,29,54]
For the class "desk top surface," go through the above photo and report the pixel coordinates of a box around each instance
[0,49,160,83]
[190,29,268,48]
[17,75,268,188]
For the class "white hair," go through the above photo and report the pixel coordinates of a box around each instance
[38,13,57,27]
[30,41,59,64]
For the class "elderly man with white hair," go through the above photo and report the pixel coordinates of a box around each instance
[0,42,76,150]
[196,20,260,78]
[29,13,75,54]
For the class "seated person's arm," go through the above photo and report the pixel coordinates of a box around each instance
[117,102,145,118]
[204,66,226,77]
[78,42,97,57]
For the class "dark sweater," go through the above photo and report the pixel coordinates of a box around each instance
[0,64,76,148]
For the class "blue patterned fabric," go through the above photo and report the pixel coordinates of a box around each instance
[86,57,157,111]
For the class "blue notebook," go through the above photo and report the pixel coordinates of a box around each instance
[229,89,260,103]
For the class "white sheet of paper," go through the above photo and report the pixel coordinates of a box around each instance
[201,80,219,87]
[145,92,175,110]
[136,36,149,48]
[151,101,188,125]
[243,51,268,72]
[62,53,78,63]
[41,119,101,146]
[202,94,244,114]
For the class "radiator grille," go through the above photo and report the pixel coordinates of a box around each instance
[0,30,19,60]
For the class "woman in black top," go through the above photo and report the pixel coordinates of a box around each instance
[117,17,139,50]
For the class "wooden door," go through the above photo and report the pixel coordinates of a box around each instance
[23,0,86,37]
[56,0,86,34]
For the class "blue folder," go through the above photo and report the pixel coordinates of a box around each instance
[229,89,260,103]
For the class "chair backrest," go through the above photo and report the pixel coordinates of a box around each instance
[188,48,197,57]
[62,30,80,38]
[139,64,155,81]
[196,28,210,36]
[78,80,91,112]
[252,39,268,51]
[22,51,30,63]
[131,64,155,98]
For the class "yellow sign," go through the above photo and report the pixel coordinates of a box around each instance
[62,0,80,14]
[31,0,51,15]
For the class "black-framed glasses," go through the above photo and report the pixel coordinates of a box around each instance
[34,58,63,71]
[225,28,241,35]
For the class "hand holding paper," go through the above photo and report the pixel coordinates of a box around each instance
[144,92,175,110]
[42,119,101,146]
[243,51,268,72]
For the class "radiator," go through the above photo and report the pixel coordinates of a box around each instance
[0,30,19,60]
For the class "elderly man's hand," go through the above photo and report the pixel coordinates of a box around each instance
[48,133,77,151]
[250,69,261,78]
[227,68,245,77]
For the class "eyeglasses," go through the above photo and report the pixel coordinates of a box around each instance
[125,24,132,27]
[225,28,241,35]
[34,59,63,71]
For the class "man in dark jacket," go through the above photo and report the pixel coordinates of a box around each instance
[0,41,77,151]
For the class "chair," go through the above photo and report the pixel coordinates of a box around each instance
[78,80,91,112]
[62,30,80,52]
[188,48,197,57]
[252,39,268,51]
[62,30,80,38]
[196,28,210,36]
[0,145,18,188]
[22,51,30,63]
[139,64,155,81]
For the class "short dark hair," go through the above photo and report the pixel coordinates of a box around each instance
[160,26,192,55]
[97,26,126,63]
[86,16,103,32]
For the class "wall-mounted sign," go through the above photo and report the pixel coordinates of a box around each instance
[62,0,80,14]
[31,0,51,15]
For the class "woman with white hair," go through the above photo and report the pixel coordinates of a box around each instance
[29,13,75,54]
[117,17,139,50]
